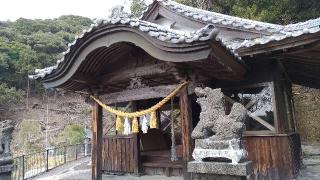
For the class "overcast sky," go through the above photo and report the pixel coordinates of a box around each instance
[0,0,151,21]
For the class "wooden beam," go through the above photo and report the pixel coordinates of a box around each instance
[100,63,178,85]
[284,55,320,64]
[92,101,103,180]
[248,114,275,131]
[245,99,257,109]
[277,60,292,83]
[238,34,320,57]
[281,41,320,55]
[161,111,180,131]
[243,130,276,136]
[179,87,193,180]
[271,79,282,133]
[100,84,194,104]
[210,41,247,78]
[103,102,132,135]
[272,68,291,133]
[224,95,276,131]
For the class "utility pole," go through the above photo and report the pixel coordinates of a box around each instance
[45,91,49,149]
[26,77,30,110]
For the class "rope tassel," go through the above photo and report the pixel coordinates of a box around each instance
[115,116,123,132]
[132,117,139,133]
[150,111,157,129]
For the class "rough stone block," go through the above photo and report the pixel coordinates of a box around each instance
[188,161,253,176]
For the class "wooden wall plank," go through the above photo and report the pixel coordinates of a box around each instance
[101,135,139,174]
[124,138,127,172]
[110,138,114,172]
[106,138,110,171]
[117,138,121,172]
[121,139,125,171]
[133,134,140,175]
[244,134,302,180]
[102,139,106,170]
[114,138,117,171]
[129,138,133,172]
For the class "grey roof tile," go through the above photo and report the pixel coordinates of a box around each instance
[141,0,283,33]
[30,16,220,80]
[141,0,320,51]
[224,23,320,50]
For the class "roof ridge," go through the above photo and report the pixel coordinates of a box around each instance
[166,0,282,27]
[223,21,320,51]
[283,17,320,31]
[141,0,284,33]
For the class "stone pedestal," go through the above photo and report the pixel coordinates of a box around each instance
[0,157,13,180]
[193,139,246,164]
[188,161,253,180]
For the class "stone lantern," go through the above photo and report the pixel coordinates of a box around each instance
[0,120,14,180]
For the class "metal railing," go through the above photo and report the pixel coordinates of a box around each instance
[12,143,91,180]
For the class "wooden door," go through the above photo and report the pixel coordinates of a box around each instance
[102,134,139,175]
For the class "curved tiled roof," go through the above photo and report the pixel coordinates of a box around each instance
[141,0,320,51]
[224,18,320,50]
[29,17,219,80]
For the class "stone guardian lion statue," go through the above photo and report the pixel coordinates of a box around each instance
[191,87,248,164]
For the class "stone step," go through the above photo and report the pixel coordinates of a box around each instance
[302,144,320,156]
[303,156,320,166]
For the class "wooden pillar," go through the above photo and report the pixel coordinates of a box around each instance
[272,65,291,134]
[92,101,103,180]
[131,101,140,176]
[179,87,193,180]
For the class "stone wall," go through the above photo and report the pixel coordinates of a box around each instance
[293,85,320,143]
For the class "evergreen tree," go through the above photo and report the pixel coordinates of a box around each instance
[176,0,320,24]
[0,16,93,107]
[131,0,148,17]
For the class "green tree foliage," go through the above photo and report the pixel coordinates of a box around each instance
[0,83,24,107]
[131,0,148,17]
[59,123,85,145]
[0,15,93,107]
[175,0,320,24]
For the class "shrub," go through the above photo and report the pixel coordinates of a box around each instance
[59,123,85,145]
